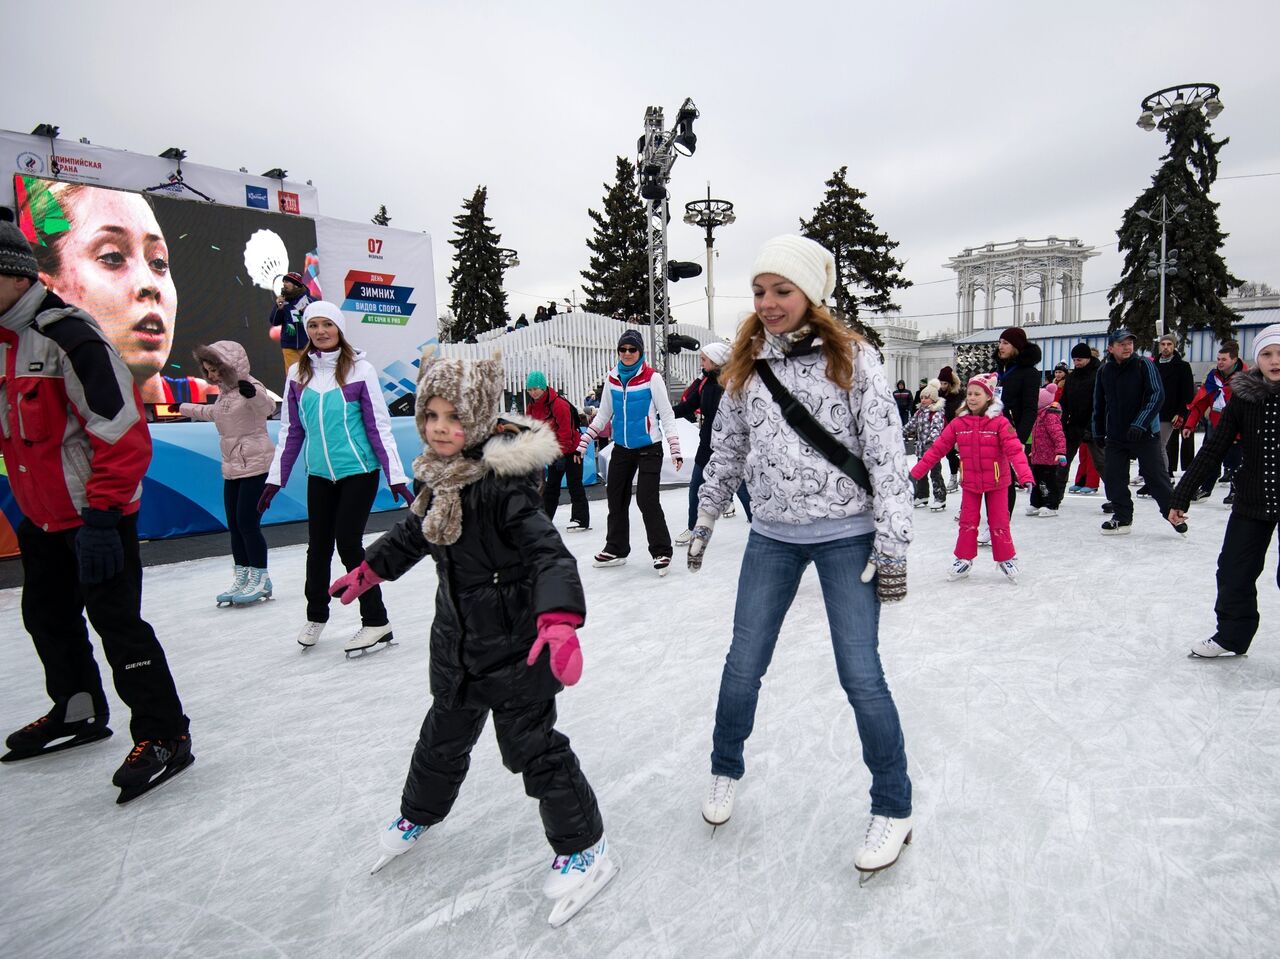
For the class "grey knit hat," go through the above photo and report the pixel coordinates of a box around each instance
[0,219,39,281]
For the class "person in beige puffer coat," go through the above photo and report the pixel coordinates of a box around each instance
[177,340,277,605]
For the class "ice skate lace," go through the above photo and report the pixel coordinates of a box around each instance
[20,716,50,733]
[125,740,153,765]
[864,815,893,851]
[708,775,734,807]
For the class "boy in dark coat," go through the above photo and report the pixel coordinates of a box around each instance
[329,348,614,922]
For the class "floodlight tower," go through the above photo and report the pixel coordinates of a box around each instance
[637,98,699,372]
[684,184,735,334]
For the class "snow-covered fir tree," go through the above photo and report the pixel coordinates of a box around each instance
[447,186,509,341]
[581,157,650,321]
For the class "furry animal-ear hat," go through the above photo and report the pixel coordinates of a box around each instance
[414,345,504,450]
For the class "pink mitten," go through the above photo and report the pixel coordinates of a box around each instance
[527,611,584,686]
[329,562,385,605]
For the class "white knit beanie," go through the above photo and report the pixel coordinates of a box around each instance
[1252,323,1280,365]
[302,300,347,338]
[751,234,837,306]
[701,341,731,367]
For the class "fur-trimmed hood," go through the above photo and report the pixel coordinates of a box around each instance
[193,341,251,383]
[1230,368,1280,404]
[483,413,562,476]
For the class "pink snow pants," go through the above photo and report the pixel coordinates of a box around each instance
[956,487,1016,562]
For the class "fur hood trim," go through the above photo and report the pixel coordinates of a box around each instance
[1230,368,1280,404]
[193,341,251,383]
[483,413,562,476]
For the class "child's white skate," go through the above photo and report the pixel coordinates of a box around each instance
[998,559,1020,584]
[543,835,618,927]
[948,558,972,581]
[370,816,425,874]
[344,624,396,658]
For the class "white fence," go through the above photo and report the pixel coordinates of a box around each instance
[436,311,720,406]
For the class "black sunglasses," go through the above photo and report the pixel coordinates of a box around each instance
[617,346,640,354]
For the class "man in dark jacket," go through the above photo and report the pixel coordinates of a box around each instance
[1154,333,1195,480]
[0,219,192,798]
[526,370,589,531]
[1092,328,1178,535]
[993,326,1042,518]
[267,271,314,380]
[1060,342,1106,487]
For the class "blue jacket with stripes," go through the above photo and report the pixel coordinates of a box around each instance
[1093,352,1164,440]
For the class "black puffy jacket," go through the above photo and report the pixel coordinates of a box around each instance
[672,369,725,467]
[1060,356,1100,436]
[994,342,1042,444]
[364,418,585,709]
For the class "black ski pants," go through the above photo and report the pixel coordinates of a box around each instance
[224,473,268,568]
[603,442,671,559]
[1102,436,1173,524]
[1212,513,1280,654]
[305,471,387,626]
[400,697,604,856]
[543,454,590,528]
[17,516,188,742]
[1029,464,1067,511]
[913,462,946,504]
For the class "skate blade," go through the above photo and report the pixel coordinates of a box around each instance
[116,754,195,805]
[0,727,114,764]
[547,856,619,928]
[370,854,396,875]
[231,595,273,607]
[345,638,398,660]
[1188,651,1245,660]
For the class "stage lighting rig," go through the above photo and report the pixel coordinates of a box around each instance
[262,167,288,181]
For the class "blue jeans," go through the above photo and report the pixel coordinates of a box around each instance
[687,461,753,530]
[710,530,911,817]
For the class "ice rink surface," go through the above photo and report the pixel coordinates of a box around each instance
[2,482,1278,958]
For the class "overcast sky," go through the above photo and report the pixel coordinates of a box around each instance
[6,0,1278,337]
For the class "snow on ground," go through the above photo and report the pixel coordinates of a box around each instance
[1,482,1278,958]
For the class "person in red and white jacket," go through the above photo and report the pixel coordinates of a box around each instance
[0,218,191,795]
[1182,341,1248,501]
[525,370,590,532]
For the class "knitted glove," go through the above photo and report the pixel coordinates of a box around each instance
[237,380,256,398]
[256,484,280,514]
[527,611,583,685]
[1126,425,1147,443]
[860,551,907,603]
[75,508,124,584]
[686,511,717,573]
[329,562,386,605]
[390,483,413,507]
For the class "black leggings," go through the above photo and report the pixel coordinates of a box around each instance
[305,471,387,626]
[224,474,268,568]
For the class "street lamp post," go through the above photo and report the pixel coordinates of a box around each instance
[1137,198,1184,336]
[683,184,735,335]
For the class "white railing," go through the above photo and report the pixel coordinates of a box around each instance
[436,311,719,405]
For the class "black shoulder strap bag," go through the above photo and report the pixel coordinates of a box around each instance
[753,360,874,498]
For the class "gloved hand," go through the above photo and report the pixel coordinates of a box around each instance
[527,611,583,685]
[391,483,413,507]
[329,561,386,605]
[1056,455,1068,466]
[1126,425,1147,443]
[75,508,124,584]
[167,403,182,415]
[237,380,256,398]
[686,511,717,573]
[860,550,907,603]
[257,484,280,514]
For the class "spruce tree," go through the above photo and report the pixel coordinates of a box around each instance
[580,157,650,321]
[372,204,391,226]
[447,186,508,340]
[1108,105,1240,345]
[799,166,912,349]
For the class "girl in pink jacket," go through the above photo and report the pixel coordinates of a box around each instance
[177,341,277,606]
[911,373,1032,583]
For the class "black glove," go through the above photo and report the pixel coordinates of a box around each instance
[237,380,256,398]
[1126,425,1147,443]
[75,508,124,584]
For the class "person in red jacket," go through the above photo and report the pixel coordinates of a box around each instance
[1182,342,1247,502]
[911,372,1032,583]
[526,370,590,532]
[0,218,191,802]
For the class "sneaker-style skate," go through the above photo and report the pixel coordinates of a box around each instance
[1190,637,1239,659]
[344,624,395,658]
[702,774,736,827]
[231,568,273,605]
[1100,519,1131,535]
[297,621,326,648]
[370,817,426,874]
[113,735,194,804]
[1136,485,1152,498]
[566,519,591,533]
[1102,502,1116,513]
[948,558,972,581]
[1067,484,1083,495]
[1223,485,1236,506]
[544,835,619,927]
[2,702,112,763]
[654,556,672,577]
[1038,507,1059,517]
[1191,489,1211,502]
[998,559,1020,583]
[216,565,249,606]
[1024,505,1041,517]
[592,552,626,568]
[1078,487,1098,495]
[674,529,693,546]
[855,814,913,884]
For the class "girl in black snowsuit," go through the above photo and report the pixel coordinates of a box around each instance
[329,349,613,918]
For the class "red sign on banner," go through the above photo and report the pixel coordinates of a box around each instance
[344,270,396,296]
[278,191,300,215]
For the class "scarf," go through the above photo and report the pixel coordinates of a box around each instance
[762,324,816,357]
[410,445,488,545]
[617,356,642,386]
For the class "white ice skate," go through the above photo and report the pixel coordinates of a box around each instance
[913,497,928,508]
[855,814,913,885]
[543,835,618,927]
[231,568,273,605]
[929,500,946,512]
[945,478,959,493]
[977,525,990,547]
[566,519,591,533]
[702,774,736,828]
[297,621,326,649]
[674,529,693,546]
[1039,507,1059,517]
[592,552,626,568]
[1190,637,1240,659]
[948,558,972,581]
[344,624,396,658]
[216,566,248,607]
[1024,505,1041,517]
[370,816,426,874]
[998,559,1020,584]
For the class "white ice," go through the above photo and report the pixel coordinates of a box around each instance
[2,483,1278,958]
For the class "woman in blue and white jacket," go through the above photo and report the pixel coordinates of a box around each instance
[259,301,412,654]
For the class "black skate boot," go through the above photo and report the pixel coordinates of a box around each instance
[2,694,112,763]
[113,735,195,804]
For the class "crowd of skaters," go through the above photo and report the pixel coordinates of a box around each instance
[3,214,1279,910]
